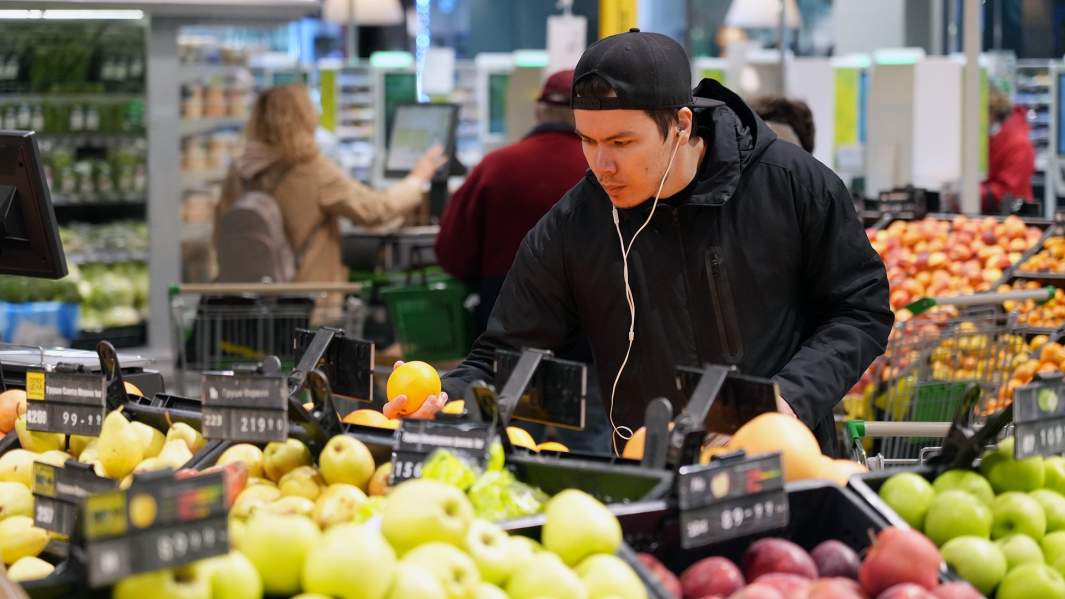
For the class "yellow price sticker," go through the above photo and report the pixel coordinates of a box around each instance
[26,371,45,401]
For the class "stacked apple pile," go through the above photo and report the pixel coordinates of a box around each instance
[867,215,1041,317]
[638,527,977,599]
[982,337,1065,415]
[999,281,1065,330]
[1017,236,1065,274]
[115,477,647,599]
[0,401,207,583]
[878,439,1065,597]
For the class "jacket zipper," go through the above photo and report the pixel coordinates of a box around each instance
[671,208,704,363]
[707,247,744,364]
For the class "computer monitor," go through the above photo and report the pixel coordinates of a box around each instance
[384,103,459,181]
[0,131,66,279]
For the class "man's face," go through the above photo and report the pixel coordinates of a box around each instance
[574,109,676,209]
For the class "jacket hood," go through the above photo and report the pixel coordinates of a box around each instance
[235,140,284,180]
[685,78,778,206]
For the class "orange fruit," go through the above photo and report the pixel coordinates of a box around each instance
[342,409,390,427]
[622,423,674,460]
[536,441,569,453]
[814,457,869,486]
[0,389,25,434]
[506,426,537,450]
[727,413,823,482]
[386,361,441,416]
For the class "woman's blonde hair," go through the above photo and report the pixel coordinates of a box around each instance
[246,85,319,164]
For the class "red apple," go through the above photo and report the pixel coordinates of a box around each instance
[637,553,682,599]
[808,578,869,599]
[681,556,745,599]
[930,582,982,599]
[742,538,818,581]
[755,573,811,596]
[858,528,941,596]
[726,583,784,599]
[812,540,861,579]
[876,583,935,599]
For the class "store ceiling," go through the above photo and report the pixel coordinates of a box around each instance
[0,0,318,21]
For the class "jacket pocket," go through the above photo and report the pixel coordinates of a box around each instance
[706,247,744,364]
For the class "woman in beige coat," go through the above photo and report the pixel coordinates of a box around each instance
[215,84,445,287]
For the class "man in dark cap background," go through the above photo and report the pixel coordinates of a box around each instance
[436,69,587,336]
[393,30,891,457]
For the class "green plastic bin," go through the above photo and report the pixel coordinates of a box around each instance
[380,273,474,362]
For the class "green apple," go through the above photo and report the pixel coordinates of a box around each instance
[402,542,481,599]
[879,472,936,528]
[166,422,206,454]
[506,551,586,599]
[1034,490,1065,533]
[217,444,265,479]
[199,550,262,599]
[278,465,325,501]
[542,489,622,566]
[303,522,397,599]
[941,536,1008,595]
[933,469,995,506]
[262,438,312,482]
[313,483,368,529]
[983,438,1045,494]
[464,519,513,585]
[318,434,375,490]
[993,492,1047,540]
[386,563,447,599]
[112,565,210,599]
[475,583,508,599]
[1047,457,1065,495]
[925,490,993,545]
[238,512,320,595]
[381,479,474,555]
[997,534,1046,570]
[997,562,1065,599]
[1045,531,1065,565]
[576,553,647,599]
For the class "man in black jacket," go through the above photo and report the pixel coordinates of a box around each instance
[387,29,892,455]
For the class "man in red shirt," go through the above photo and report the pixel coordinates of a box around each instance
[983,87,1035,213]
[436,70,588,334]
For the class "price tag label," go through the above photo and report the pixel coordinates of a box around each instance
[390,420,494,485]
[82,471,229,587]
[24,370,107,435]
[32,461,116,536]
[676,453,788,549]
[1014,378,1065,459]
[200,373,288,442]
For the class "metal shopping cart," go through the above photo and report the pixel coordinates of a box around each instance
[845,288,1055,470]
[168,282,364,394]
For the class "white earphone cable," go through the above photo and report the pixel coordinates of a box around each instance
[608,128,685,456]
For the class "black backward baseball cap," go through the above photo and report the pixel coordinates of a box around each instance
[572,28,717,111]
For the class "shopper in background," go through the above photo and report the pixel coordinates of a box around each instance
[214,85,446,318]
[750,96,815,154]
[982,87,1035,213]
[435,69,588,335]
[389,30,892,455]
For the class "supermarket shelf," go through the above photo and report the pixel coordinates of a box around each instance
[71,322,146,350]
[52,193,146,207]
[53,200,146,224]
[179,63,250,84]
[0,93,142,105]
[1012,271,1065,281]
[67,250,148,265]
[180,117,246,137]
[182,168,229,190]
[37,131,146,143]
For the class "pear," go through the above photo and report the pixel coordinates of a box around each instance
[6,556,54,581]
[91,462,107,478]
[0,516,49,565]
[217,444,265,479]
[15,415,64,453]
[231,485,283,521]
[166,422,205,454]
[131,422,165,458]
[260,496,316,519]
[262,439,312,482]
[278,466,325,501]
[157,439,194,470]
[98,410,143,480]
[77,439,100,464]
[0,481,34,519]
[0,449,37,488]
[67,434,93,459]
[36,450,71,468]
[313,484,367,529]
[133,457,171,474]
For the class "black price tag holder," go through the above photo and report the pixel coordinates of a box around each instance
[491,348,587,431]
[389,419,495,485]
[23,341,130,436]
[32,460,116,538]
[676,451,788,549]
[81,470,229,587]
[291,327,374,402]
[1014,374,1065,459]
[875,186,928,219]
[200,368,289,443]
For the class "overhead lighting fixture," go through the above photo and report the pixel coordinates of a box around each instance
[0,9,143,20]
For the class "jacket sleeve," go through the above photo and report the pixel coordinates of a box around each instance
[983,138,1035,203]
[435,164,486,280]
[317,158,424,228]
[773,176,894,429]
[441,206,581,398]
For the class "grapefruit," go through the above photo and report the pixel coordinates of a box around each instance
[536,442,569,453]
[442,400,465,415]
[0,389,26,434]
[811,456,869,486]
[506,426,537,450]
[727,413,823,482]
[386,361,441,416]
[622,423,674,460]
[342,409,390,428]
